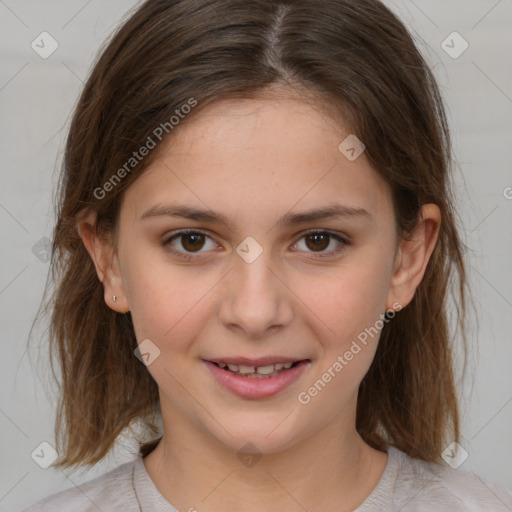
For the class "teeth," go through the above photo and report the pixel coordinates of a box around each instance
[238,365,256,374]
[256,365,275,375]
[216,361,298,376]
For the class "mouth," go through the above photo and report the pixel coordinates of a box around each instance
[207,360,306,379]
[203,358,311,399]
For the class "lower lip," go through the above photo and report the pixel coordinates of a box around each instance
[203,360,310,399]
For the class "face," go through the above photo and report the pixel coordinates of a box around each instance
[107,95,405,454]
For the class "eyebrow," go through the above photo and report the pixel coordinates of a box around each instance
[139,202,373,229]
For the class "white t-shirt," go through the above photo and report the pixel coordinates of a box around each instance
[22,445,512,511]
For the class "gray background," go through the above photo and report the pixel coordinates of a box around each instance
[1,0,511,510]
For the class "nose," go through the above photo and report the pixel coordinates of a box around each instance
[218,251,294,340]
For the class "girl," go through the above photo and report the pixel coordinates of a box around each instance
[24,0,512,510]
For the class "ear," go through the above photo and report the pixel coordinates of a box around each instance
[386,204,441,311]
[77,210,130,313]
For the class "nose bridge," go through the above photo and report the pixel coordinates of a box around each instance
[218,244,292,337]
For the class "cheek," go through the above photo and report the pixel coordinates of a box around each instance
[291,247,394,401]
[297,255,392,343]
[293,263,388,412]
[122,251,217,352]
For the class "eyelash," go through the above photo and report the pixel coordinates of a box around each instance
[162,229,350,261]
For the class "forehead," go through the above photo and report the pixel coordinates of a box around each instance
[160,93,345,160]
[120,95,393,231]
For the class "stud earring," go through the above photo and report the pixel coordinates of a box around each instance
[112,295,117,302]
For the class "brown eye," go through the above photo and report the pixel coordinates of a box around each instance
[293,230,349,259]
[304,233,330,252]
[181,233,206,252]
[164,230,217,259]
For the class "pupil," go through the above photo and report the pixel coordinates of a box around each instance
[307,233,328,251]
[183,234,204,252]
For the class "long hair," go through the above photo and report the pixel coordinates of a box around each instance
[35,0,470,469]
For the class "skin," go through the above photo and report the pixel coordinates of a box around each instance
[79,92,440,512]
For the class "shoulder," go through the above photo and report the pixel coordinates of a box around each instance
[390,446,512,511]
[21,458,140,512]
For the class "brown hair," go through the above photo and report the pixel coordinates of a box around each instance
[35,0,470,469]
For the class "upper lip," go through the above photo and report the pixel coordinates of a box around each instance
[205,356,310,367]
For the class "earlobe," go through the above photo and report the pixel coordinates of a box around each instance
[386,204,441,311]
[77,210,130,313]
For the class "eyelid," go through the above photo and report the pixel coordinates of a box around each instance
[163,228,218,259]
[162,228,350,260]
[297,228,349,243]
[291,229,349,259]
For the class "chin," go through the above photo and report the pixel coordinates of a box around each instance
[210,414,307,455]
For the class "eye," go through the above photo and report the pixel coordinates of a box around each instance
[162,229,350,261]
[163,229,218,260]
[292,230,349,258]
